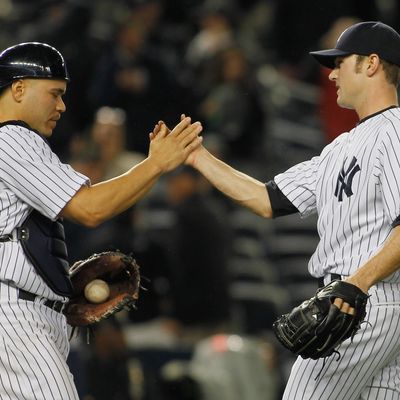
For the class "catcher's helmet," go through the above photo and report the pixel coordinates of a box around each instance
[0,42,69,89]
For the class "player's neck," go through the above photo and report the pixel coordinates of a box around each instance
[0,95,23,123]
[355,86,398,120]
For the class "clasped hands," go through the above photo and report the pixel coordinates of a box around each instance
[147,114,203,173]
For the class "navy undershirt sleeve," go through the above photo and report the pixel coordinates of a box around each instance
[391,214,400,228]
[266,180,299,218]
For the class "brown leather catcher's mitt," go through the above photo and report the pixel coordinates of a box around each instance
[64,251,140,326]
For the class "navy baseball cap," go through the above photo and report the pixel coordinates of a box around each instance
[310,21,400,69]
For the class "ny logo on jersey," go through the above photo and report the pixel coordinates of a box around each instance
[334,156,361,202]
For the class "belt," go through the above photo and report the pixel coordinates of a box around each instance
[18,289,66,313]
[318,273,342,288]
[0,228,29,242]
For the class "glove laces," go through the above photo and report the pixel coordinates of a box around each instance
[314,350,341,381]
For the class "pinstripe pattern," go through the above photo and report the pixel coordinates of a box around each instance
[0,123,88,300]
[0,122,89,398]
[0,282,78,400]
[283,284,400,399]
[275,108,400,398]
[275,108,400,281]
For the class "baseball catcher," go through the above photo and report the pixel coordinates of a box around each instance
[64,251,141,326]
[273,280,369,359]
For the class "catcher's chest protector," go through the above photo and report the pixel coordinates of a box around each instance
[19,210,73,296]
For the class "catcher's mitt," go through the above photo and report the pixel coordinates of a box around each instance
[272,280,369,360]
[64,251,140,327]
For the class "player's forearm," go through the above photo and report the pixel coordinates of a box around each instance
[191,148,273,218]
[62,157,161,226]
[346,225,400,292]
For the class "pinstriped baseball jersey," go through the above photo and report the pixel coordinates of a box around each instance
[0,281,79,399]
[275,106,400,282]
[275,107,400,399]
[282,293,400,400]
[0,121,89,301]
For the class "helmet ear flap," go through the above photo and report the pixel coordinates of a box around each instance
[0,42,69,89]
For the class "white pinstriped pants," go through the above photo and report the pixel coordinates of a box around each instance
[0,282,79,400]
[283,282,400,400]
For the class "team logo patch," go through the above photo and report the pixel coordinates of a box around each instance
[334,156,361,201]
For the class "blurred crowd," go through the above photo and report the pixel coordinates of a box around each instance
[1,0,400,399]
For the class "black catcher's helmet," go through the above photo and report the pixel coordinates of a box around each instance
[0,42,69,89]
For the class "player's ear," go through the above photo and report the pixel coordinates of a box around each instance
[366,54,380,77]
[10,79,26,102]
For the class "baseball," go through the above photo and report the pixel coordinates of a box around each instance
[84,279,110,303]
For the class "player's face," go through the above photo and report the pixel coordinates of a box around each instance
[20,79,67,137]
[329,55,365,110]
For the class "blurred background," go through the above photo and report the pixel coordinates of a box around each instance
[2,0,399,398]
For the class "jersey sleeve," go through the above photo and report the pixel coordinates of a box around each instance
[273,156,319,218]
[0,125,89,220]
[265,180,299,217]
[376,125,400,225]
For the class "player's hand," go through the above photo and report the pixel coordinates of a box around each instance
[149,114,205,167]
[178,114,206,167]
[148,117,203,172]
[333,276,368,315]
[333,298,355,315]
[149,121,163,141]
[149,114,187,141]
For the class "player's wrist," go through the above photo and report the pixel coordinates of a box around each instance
[344,275,371,294]
[143,155,165,175]
[187,145,208,170]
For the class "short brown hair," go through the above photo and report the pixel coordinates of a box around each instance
[356,55,400,86]
[381,59,400,86]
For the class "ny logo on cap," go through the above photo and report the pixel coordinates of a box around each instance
[334,156,361,201]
